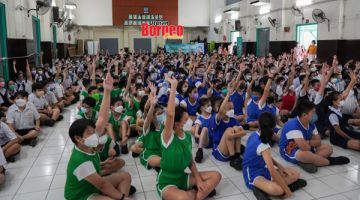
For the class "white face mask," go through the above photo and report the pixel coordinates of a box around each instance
[137,90,145,97]
[15,99,26,107]
[331,78,338,84]
[226,109,235,118]
[156,113,166,124]
[81,107,88,113]
[205,106,212,113]
[114,106,124,113]
[311,67,317,72]
[84,133,99,148]
[136,79,143,84]
[98,134,108,145]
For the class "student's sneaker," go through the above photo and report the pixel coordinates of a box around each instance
[121,144,129,154]
[195,148,203,163]
[242,124,250,130]
[29,138,38,147]
[288,179,307,192]
[297,162,318,173]
[230,157,243,171]
[207,189,216,198]
[56,115,64,122]
[253,187,271,200]
[129,185,137,195]
[45,119,56,127]
[327,156,350,165]
[6,155,16,163]
[240,144,246,155]
[132,152,139,158]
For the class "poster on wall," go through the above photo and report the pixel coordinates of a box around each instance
[165,43,204,53]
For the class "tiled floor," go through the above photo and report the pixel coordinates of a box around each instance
[1,105,360,200]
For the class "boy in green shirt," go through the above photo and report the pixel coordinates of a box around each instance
[76,97,98,123]
[65,73,136,200]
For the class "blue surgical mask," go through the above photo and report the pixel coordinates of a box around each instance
[310,113,318,124]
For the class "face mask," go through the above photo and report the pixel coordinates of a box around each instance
[9,85,16,91]
[114,106,124,113]
[38,71,43,75]
[36,91,44,97]
[182,86,188,93]
[192,93,199,99]
[121,71,127,76]
[15,99,26,107]
[311,67,317,72]
[270,69,276,74]
[150,73,157,80]
[226,109,235,118]
[0,82,5,87]
[205,106,212,113]
[331,78,338,84]
[84,133,99,148]
[239,83,246,90]
[245,75,252,81]
[80,107,88,113]
[222,88,228,95]
[156,114,166,124]
[98,134,108,145]
[137,90,145,97]
[31,70,36,75]
[136,79,143,84]
[218,74,224,79]
[310,113,318,124]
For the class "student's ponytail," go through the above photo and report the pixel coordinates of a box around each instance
[258,112,276,144]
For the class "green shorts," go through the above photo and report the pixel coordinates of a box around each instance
[140,149,161,169]
[156,170,190,199]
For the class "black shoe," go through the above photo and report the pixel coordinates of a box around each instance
[230,157,243,171]
[121,144,129,154]
[288,179,307,192]
[195,148,203,163]
[207,189,216,198]
[6,155,16,163]
[132,152,139,158]
[29,138,38,147]
[129,185,136,195]
[240,144,246,155]
[153,167,161,173]
[328,156,350,165]
[242,124,250,130]
[298,162,318,173]
[56,115,64,122]
[46,119,55,127]
[253,187,271,200]
[113,144,121,156]
[194,137,199,144]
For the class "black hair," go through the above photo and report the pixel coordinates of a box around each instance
[198,98,211,113]
[140,95,149,112]
[325,91,341,107]
[310,79,320,87]
[88,86,98,94]
[185,86,196,98]
[174,106,187,123]
[110,97,123,106]
[69,119,95,144]
[297,100,316,117]
[259,112,276,144]
[32,82,45,92]
[14,90,29,99]
[82,97,96,108]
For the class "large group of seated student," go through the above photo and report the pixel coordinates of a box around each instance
[1,47,360,200]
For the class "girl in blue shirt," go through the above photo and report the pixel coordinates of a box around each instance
[180,86,200,121]
[243,112,306,200]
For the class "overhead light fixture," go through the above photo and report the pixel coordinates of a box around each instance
[250,0,270,6]
[65,1,77,10]
[231,12,239,20]
[51,0,57,7]
[296,0,312,7]
[224,8,240,14]
[259,5,270,14]
[215,15,222,23]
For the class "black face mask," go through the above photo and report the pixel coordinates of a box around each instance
[215,84,222,90]
[266,96,275,104]
[98,87,104,92]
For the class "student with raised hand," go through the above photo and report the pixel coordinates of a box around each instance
[211,82,246,171]
[157,74,221,200]
[229,62,246,123]
[243,112,306,200]
[279,100,350,173]
[65,73,135,200]
[136,82,163,170]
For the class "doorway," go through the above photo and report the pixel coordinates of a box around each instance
[256,27,270,57]
[296,23,318,50]
[0,2,9,80]
[134,38,151,53]
[32,16,41,66]
[52,25,57,59]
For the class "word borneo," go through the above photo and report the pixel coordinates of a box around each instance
[141,24,184,37]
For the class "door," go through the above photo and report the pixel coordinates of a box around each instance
[134,38,151,53]
[256,28,270,57]
[99,38,119,55]
[296,23,318,51]
[0,2,9,80]
[32,16,41,66]
[52,25,57,59]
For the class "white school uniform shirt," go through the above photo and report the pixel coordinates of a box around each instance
[28,93,49,110]
[54,83,65,99]
[341,90,359,115]
[6,103,40,130]
[0,122,17,146]
[0,148,6,166]
[45,91,58,105]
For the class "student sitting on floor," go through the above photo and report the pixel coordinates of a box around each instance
[6,91,40,147]
[0,148,6,185]
[0,111,21,162]
[28,82,61,126]
[279,100,350,173]
[76,97,98,123]
[65,73,135,200]
[243,112,306,200]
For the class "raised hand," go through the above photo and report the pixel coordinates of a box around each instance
[165,73,178,86]
[148,82,157,94]
[103,73,114,91]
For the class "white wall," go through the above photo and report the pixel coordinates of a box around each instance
[209,0,360,42]
[178,0,210,27]
[208,0,226,42]
[1,0,75,43]
[74,0,112,26]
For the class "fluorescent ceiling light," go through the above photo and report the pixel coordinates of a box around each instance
[215,15,222,23]
[259,5,270,14]
[296,0,312,7]
[250,0,270,6]
[65,1,77,10]
[231,12,239,20]
[51,0,56,7]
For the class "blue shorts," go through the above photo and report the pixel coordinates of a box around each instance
[243,166,271,190]
[280,147,299,164]
[274,127,280,135]
[212,147,230,162]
